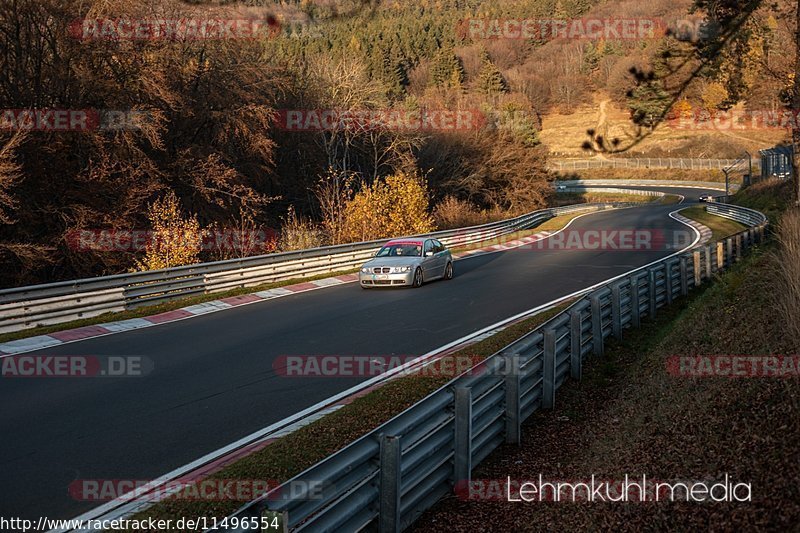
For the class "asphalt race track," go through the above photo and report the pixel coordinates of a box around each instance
[0,185,721,520]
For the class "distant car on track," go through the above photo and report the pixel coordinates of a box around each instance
[699,194,714,203]
[359,238,453,288]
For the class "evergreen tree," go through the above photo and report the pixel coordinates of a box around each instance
[628,83,671,129]
[381,44,408,100]
[430,48,464,89]
[478,50,509,95]
[583,41,601,73]
[448,64,465,93]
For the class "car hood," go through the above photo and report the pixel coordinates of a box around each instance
[363,256,424,268]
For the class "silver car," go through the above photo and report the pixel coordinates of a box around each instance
[359,238,454,289]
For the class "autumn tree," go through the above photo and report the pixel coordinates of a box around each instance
[135,192,203,271]
[701,81,730,111]
[341,171,434,243]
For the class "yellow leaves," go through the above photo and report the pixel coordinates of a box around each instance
[701,82,728,112]
[135,191,202,271]
[672,98,694,119]
[341,171,434,243]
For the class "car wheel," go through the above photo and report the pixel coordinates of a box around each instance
[412,267,423,288]
[444,262,454,280]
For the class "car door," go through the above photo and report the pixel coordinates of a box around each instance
[432,239,448,277]
[422,240,437,278]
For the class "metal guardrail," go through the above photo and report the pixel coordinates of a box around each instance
[216,203,767,533]
[554,179,732,191]
[707,203,768,226]
[557,186,666,197]
[550,157,758,172]
[0,202,633,334]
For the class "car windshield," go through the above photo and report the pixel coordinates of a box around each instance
[376,243,422,257]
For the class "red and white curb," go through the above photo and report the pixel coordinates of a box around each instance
[0,232,552,357]
[674,212,713,245]
[0,275,359,357]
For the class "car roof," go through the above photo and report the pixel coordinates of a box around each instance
[385,239,424,246]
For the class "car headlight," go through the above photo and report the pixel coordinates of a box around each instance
[392,266,412,273]
[361,267,370,273]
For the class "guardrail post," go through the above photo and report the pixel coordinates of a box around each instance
[716,242,724,271]
[705,245,713,279]
[692,250,702,287]
[569,309,583,380]
[611,283,622,339]
[735,234,742,262]
[648,268,657,318]
[665,261,674,306]
[504,355,521,445]
[380,435,402,533]
[543,329,557,408]
[454,387,472,487]
[725,238,733,267]
[590,295,604,357]
[680,256,689,296]
[629,274,641,328]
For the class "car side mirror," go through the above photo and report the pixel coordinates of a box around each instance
[424,251,431,257]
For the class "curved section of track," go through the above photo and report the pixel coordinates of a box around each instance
[0,185,718,520]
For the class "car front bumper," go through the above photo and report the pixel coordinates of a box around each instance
[359,270,415,287]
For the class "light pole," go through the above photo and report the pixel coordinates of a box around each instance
[723,168,731,197]
[744,151,752,187]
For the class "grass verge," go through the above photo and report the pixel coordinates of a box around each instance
[679,205,747,241]
[552,192,661,206]
[554,167,727,182]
